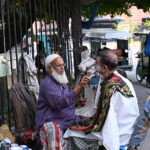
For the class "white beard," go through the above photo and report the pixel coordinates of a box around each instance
[51,67,69,84]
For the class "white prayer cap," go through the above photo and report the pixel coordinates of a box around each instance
[45,54,60,71]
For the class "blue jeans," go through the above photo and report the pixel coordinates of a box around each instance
[128,99,150,148]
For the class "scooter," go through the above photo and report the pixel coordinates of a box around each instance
[135,52,150,88]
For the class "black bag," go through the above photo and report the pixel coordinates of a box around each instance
[10,83,36,134]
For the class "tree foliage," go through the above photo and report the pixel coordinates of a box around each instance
[1,0,150,53]
[143,20,150,28]
[81,0,150,18]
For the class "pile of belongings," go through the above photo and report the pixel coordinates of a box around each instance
[0,124,15,148]
[78,50,96,74]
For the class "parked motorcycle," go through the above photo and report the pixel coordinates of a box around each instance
[135,52,150,88]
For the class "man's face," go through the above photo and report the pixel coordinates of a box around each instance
[51,57,65,75]
[49,57,68,84]
[95,56,100,66]
[95,56,102,73]
[95,56,107,77]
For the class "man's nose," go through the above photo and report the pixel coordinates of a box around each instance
[60,65,64,70]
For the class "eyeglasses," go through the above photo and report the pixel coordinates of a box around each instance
[55,63,66,68]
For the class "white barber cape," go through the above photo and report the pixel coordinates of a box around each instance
[64,71,139,150]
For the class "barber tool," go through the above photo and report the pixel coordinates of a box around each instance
[88,74,96,79]
[88,70,99,79]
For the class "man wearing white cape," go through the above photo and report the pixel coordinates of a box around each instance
[64,50,139,150]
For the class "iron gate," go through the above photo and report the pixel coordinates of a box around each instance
[0,0,82,129]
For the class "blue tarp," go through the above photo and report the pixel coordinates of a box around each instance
[145,34,150,56]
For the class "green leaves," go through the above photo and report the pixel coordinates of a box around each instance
[81,0,150,17]
[143,20,150,28]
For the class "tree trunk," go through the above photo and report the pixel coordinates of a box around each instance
[71,0,82,78]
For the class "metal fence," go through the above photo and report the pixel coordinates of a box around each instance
[0,0,82,129]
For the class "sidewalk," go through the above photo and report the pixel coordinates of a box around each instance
[140,129,150,150]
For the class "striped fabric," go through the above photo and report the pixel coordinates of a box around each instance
[67,137,99,150]
[40,122,66,150]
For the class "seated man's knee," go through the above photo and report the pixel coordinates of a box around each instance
[40,122,66,150]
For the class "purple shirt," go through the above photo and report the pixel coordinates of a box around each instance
[35,75,83,135]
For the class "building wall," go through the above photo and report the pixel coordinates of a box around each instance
[104,6,150,25]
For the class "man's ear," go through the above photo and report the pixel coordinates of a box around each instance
[47,66,52,73]
[103,65,108,71]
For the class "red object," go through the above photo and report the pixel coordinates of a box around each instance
[112,49,122,57]
[20,130,37,144]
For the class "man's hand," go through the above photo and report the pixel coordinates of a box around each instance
[74,75,91,94]
[75,98,87,107]
[127,146,140,150]
[79,75,91,88]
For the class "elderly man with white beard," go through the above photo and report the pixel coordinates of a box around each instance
[35,54,90,150]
